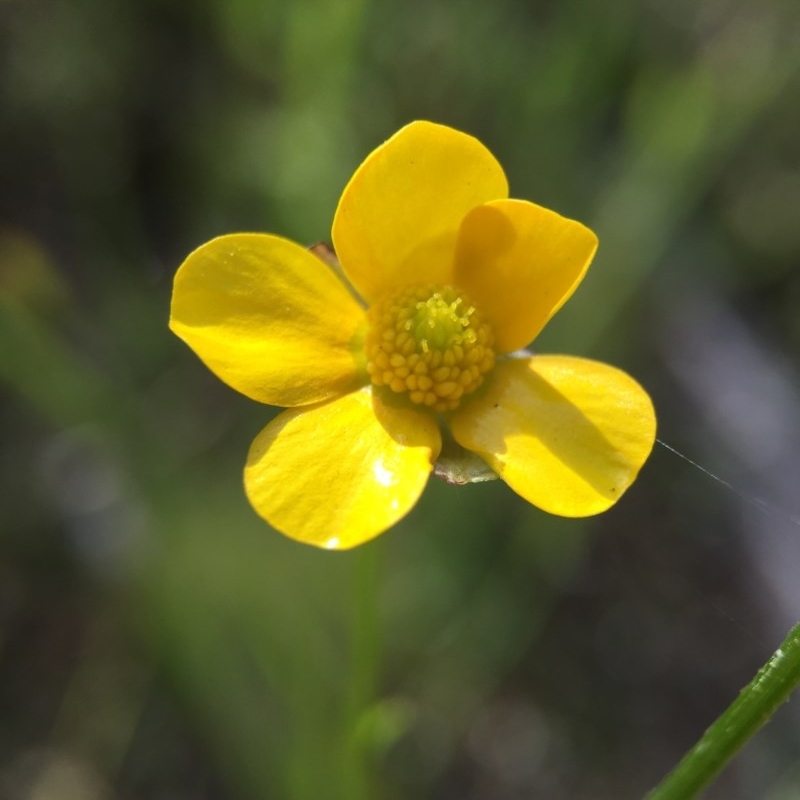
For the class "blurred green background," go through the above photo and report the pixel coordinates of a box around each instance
[2,0,800,798]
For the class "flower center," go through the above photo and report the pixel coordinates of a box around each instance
[365,283,495,412]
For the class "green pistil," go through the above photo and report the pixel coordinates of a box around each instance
[409,292,475,352]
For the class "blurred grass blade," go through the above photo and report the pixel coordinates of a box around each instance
[0,296,111,427]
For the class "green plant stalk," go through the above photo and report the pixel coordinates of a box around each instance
[342,541,381,800]
[645,621,800,800]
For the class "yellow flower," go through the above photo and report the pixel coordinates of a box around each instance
[170,121,656,549]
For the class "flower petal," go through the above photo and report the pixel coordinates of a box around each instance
[170,233,366,407]
[244,387,441,548]
[453,200,598,353]
[449,356,655,516]
[332,121,509,303]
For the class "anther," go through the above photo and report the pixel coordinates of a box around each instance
[365,283,495,412]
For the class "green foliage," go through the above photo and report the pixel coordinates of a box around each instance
[2,1,800,798]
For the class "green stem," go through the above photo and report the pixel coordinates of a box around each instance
[645,622,800,800]
[342,542,380,800]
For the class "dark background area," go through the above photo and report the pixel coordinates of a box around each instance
[2,0,800,798]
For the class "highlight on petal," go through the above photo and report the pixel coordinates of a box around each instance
[449,356,656,516]
[332,121,509,304]
[244,387,442,549]
[170,233,366,407]
[453,200,598,354]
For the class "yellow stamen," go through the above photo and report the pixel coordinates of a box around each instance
[365,284,495,412]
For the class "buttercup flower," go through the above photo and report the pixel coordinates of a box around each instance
[170,121,656,549]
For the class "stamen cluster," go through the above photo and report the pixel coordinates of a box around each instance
[366,283,495,412]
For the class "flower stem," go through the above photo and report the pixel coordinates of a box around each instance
[645,621,800,800]
[342,541,380,800]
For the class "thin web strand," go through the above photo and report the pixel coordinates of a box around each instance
[656,438,800,529]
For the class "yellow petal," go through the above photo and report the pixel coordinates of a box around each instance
[332,121,508,304]
[170,233,366,407]
[453,200,598,353]
[244,387,441,548]
[450,356,656,516]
